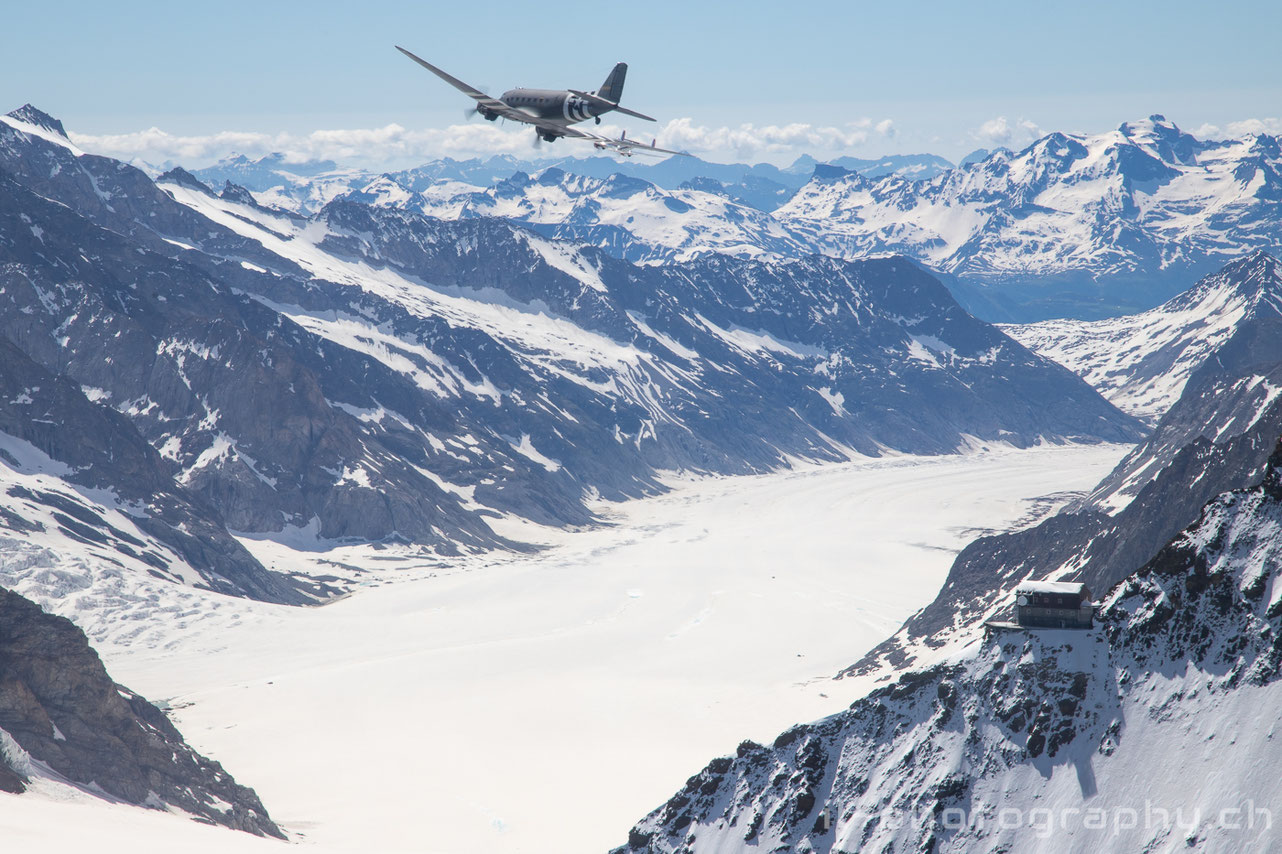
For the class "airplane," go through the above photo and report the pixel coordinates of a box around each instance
[395,46,688,158]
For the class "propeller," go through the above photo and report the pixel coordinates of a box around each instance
[461,86,493,121]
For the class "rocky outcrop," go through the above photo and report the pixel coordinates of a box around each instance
[0,586,283,837]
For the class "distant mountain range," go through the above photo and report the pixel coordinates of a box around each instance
[780,116,1282,320]
[186,116,1281,322]
[190,150,956,216]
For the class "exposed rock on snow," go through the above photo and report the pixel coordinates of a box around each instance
[0,586,282,837]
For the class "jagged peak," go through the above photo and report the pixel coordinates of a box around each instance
[1117,114,1201,166]
[1167,249,1282,317]
[5,104,68,138]
[156,166,216,197]
[535,165,568,185]
[1216,248,1282,294]
[811,162,857,182]
[1022,131,1090,166]
[599,172,656,194]
[1118,113,1180,134]
[220,180,258,207]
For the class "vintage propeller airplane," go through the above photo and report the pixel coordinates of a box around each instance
[395,46,688,158]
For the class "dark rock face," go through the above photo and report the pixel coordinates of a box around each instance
[0,162,499,553]
[617,440,1282,853]
[6,104,67,138]
[0,587,282,837]
[0,333,307,604]
[314,201,1145,460]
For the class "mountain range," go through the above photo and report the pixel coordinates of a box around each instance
[5,96,1282,849]
[0,103,1142,607]
[193,116,1282,323]
[189,150,956,217]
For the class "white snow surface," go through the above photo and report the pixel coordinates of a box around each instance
[0,443,1127,853]
[1000,252,1282,424]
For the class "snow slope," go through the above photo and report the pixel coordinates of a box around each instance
[2,104,1138,583]
[1002,251,1282,423]
[0,443,1126,854]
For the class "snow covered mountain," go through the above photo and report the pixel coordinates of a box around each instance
[195,150,957,217]
[1001,250,1282,424]
[190,152,376,215]
[0,104,1140,607]
[321,117,1280,321]
[778,116,1282,320]
[618,438,1282,852]
[354,167,812,264]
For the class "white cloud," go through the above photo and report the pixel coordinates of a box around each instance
[69,116,897,170]
[972,115,1042,148]
[69,122,547,169]
[1193,117,1282,139]
[655,118,890,160]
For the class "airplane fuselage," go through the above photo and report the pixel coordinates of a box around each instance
[492,89,601,125]
[394,48,679,155]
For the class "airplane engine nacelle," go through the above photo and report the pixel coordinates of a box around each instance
[478,106,499,121]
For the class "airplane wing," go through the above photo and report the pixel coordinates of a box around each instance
[567,89,656,122]
[567,126,689,158]
[395,46,534,123]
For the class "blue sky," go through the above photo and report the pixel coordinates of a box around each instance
[3,0,1280,167]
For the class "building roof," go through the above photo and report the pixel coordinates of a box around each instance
[1015,580,1088,596]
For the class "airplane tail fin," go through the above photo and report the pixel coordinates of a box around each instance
[597,62,627,103]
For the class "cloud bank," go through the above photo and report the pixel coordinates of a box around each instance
[972,116,1043,149]
[1192,117,1282,139]
[68,117,899,170]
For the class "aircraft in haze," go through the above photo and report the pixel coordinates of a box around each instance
[395,46,688,158]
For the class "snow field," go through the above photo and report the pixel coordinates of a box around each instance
[4,443,1128,853]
